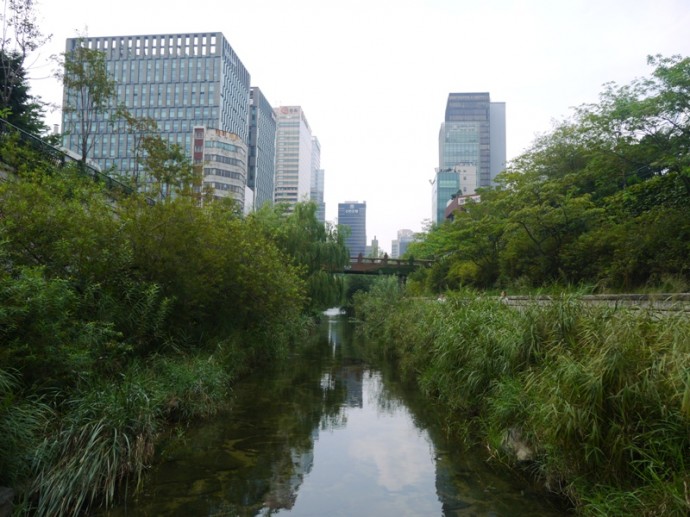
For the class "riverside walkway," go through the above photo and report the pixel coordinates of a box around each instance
[500,293,690,314]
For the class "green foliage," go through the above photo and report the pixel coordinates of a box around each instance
[249,202,349,311]
[111,108,158,188]
[0,368,51,487]
[0,265,81,387]
[0,50,45,134]
[22,350,236,516]
[139,134,200,202]
[1,0,49,134]
[0,129,324,513]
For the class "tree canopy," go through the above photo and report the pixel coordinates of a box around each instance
[408,55,690,293]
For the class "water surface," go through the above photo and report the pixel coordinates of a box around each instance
[107,311,568,516]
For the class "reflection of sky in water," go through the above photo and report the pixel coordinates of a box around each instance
[277,371,440,516]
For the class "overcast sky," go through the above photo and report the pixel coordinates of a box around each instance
[27,0,690,253]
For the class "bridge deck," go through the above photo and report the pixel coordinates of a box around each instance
[342,257,432,276]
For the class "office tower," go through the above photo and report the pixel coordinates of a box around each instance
[310,136,325,223]
[61,32,251,207]
[434,92,505,224]
[431,164,477,224]
[396,229,415,258]
[311,168,325,222]
[192,126,248,205]
[248,86,277,210]
[338,201,366,257]
[273,106,314,207]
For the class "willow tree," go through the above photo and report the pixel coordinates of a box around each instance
[250,202,350,311]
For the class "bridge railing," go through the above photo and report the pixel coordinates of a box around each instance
[349,256,433,267]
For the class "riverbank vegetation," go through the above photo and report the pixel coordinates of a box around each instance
[407,55,690,294]
[0,153,347,514]
[354,279,689,516]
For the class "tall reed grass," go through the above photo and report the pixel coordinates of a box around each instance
[355,285,690,516]
[24,352,234,516]
[0,369,51,488]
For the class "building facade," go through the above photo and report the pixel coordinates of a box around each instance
[248,86,276,210]
[61,32,251,208]
[338,201,367,257]
[310,136,325,222]
[192,126,247,204]
[435,92,505,224]
[431,164,477,224]
[273,106,314,207]
[439,92,506,188]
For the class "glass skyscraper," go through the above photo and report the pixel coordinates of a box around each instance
[273,106,314,208]
[434,92,506,224]
[310,136,325,223]
[338,201,367,257]
[248,86,276,210]
[61,32,251,207]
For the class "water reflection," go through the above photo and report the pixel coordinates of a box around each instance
[106,312,567,516]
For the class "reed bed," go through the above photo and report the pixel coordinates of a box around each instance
[355,284,690,516]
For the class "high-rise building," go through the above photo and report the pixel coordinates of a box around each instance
[310,136,325,223]
[192,126,248,205]
[338,201,366,257]
[311,168,325,222]
[431,164,477,224]
[273,106,314,207]
[392,229,415,258]
[61,32,251,207]
[248,86,276,210]
[434,92,505,224]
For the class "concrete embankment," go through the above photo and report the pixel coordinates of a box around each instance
[500,293,690,313]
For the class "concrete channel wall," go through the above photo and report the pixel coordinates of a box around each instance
[501,293,690,313]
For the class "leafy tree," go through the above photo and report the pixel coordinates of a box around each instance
[57,37,116,164]
[122,196,306,344]
[578,54,690,195]
[0,50,43,133]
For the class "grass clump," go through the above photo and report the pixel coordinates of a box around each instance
[26,352,234,516]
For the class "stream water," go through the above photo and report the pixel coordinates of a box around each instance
[106,309,569,516]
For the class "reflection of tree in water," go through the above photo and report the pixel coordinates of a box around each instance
[106,320,353,516]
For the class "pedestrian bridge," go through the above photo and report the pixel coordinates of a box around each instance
[341,256,432,277]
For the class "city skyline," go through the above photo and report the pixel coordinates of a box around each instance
[29,0,690,252]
